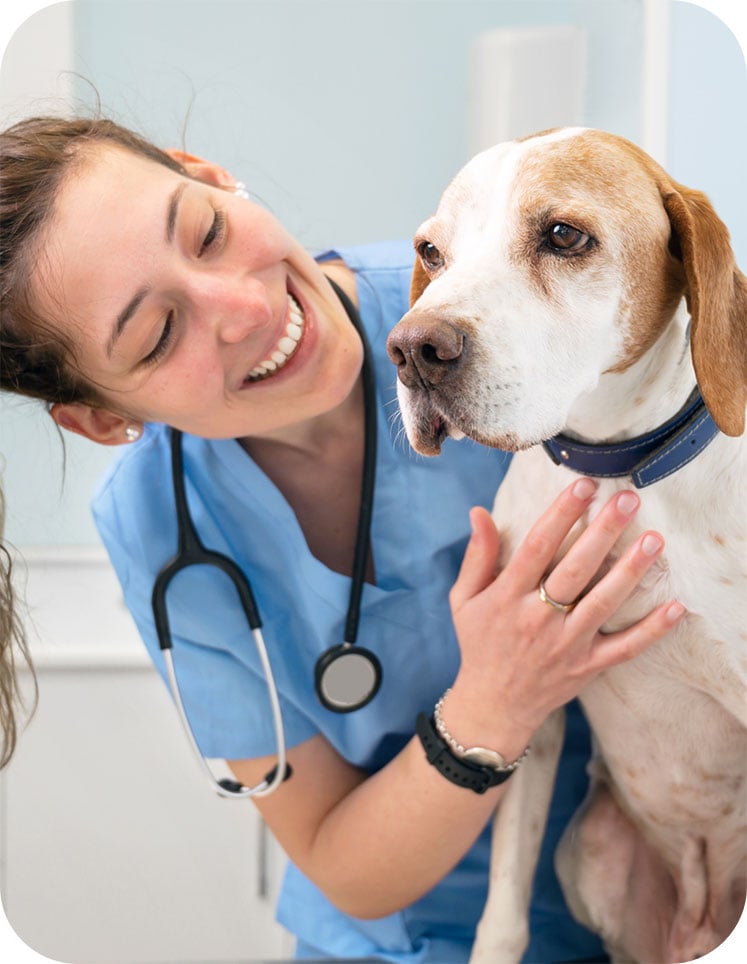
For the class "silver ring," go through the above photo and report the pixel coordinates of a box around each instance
[538,577,576,613]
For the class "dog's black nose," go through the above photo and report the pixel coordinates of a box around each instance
[386,317,466,389]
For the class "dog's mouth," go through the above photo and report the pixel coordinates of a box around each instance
[402,390,529,456]
[397,386,461,455]
[410,409,462,456]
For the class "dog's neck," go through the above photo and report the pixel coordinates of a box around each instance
[563,300,696,444]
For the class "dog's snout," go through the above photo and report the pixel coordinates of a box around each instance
[386,317,466,389]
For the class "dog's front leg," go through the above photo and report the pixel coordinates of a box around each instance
[470,708,566,964]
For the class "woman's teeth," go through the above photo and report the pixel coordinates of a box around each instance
[246,293,305,382]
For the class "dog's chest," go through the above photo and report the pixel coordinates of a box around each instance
[492,444,747,651]
[491,444,747,713]
[492,444,747,855]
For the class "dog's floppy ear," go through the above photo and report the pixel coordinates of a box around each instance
[662,183,747,436]
[409,257,431,307]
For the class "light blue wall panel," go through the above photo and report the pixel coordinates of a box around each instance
[71,0,646,252]
[1,1,744,547]
[668,1,747,264]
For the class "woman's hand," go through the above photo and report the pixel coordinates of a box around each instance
[445,477,686,759]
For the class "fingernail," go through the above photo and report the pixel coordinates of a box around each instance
[666,601,686,622]
[617,491,639,515]
[573,478,596,500]
[468,508,479,535]
[641,533,663,556]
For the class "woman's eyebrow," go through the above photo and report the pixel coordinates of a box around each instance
[166,182,187,243]
[108,286,151,357]
[107,182,187,357]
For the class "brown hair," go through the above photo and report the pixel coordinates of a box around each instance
[0,114,187,407]
[0,114,186,765]
[0,490,36,768]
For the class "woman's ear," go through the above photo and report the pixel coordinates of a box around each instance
[50,403,141,446]
[165,149,235,190]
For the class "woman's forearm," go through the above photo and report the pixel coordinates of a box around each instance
[284,732,513,919]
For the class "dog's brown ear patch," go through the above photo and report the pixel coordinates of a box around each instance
[409,258,431,307]
[662,184,747,437]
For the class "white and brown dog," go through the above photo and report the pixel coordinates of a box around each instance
[387,128,746,963]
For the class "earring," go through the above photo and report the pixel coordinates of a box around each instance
[233,180,250,200]
[125,425,142,443]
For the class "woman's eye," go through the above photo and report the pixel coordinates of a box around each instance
[199,209,226,257]
[142,312,174,365]
[417,240,444,270]
[546,222,591,253]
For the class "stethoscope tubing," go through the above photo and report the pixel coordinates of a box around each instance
[152,277,377,795]
[154,428,288,798]
[311,279,381,712]
[342,284,377,645]
[163,631,287,798]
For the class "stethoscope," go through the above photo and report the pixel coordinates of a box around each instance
[151,280,380,798]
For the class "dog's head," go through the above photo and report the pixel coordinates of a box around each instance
[386,128,747,455]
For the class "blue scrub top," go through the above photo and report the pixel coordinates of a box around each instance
[92,239,605,963]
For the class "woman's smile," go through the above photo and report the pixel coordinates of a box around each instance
[245,290,307,384]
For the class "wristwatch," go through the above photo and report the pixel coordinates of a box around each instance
[415,691,532,794]
[434,691,531,772]
[416,713,519,794]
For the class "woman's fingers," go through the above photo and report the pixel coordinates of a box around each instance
[588,598,686,674]
[567,528,665,634]
[508,477,598,593]
[449,507,502,612]
[541,489,642,607]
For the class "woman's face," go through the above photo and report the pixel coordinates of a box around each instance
[34,145,363,440]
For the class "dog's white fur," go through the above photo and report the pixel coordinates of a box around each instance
[389,129,747,963]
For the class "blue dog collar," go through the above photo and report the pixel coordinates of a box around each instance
[541,388,720,488]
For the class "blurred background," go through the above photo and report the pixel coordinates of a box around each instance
[0,2,745,962]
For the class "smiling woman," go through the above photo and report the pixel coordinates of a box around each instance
[12,133,363,443]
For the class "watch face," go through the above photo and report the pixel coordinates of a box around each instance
[461,746,509,770]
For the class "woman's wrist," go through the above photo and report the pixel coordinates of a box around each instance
[438,681,535,766]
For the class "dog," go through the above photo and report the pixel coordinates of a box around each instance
[386,128,747,963]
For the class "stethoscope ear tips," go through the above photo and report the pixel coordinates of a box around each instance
[218,778,247,794]
[217,761,292,797]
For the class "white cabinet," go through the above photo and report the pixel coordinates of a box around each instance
[0,550,294,963]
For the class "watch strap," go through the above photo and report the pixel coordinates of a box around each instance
[415,713,514,793]
[433,689,531,772]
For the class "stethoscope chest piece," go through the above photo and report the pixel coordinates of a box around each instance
[315,643,382,712]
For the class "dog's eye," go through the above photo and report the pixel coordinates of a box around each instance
[547,223,590,253]
[417,241,445,270]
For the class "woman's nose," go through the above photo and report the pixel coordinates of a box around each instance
[207,276,273,343]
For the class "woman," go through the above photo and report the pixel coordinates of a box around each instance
[0,115,685,962]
